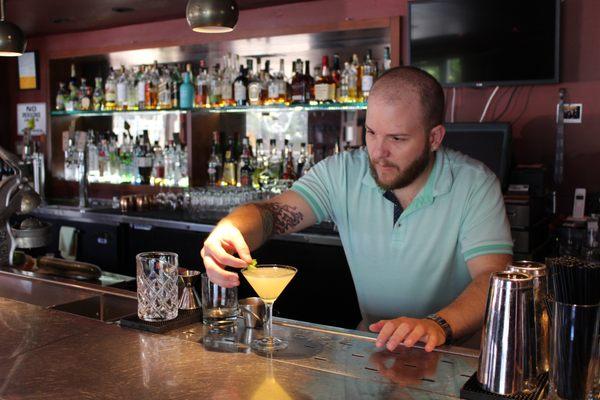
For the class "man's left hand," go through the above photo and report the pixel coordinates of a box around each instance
[369,317,446,352]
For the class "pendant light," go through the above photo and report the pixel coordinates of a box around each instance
[0,0,26,56]
[186,0,239,33]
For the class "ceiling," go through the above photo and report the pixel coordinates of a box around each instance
[3,0,316,38]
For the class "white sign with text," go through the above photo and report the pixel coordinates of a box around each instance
[17,103,47,136]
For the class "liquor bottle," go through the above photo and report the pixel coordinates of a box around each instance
[145,61,159,110]
[79,78,92,110]
[314,56,336,103]
[132,135,142,184]
[222,138,237,186]
[55,82,67,111]
[238,137,254,187]
[332,54,342,100]
[383,46,392,72]
[247,59,263,106]
[178,142,189,187]
[127,67,138,111]
[296,142,306,178]
[158,67,173,110]
[179,71,194,109]
[97,134,108,181]
[281,141,297,181]
[116,66,128,111]
[233,64,248,106]
[277,59,289,103]
[137,66,147,110]
[195,60,209,108]
[207,133,223,186]
[301,144,315,176]
[107,132,121,182]
[185,63,194,85]
[208,64,222,107]
[268,138,282,181]
[340,61,357,102]
[171,65,182,109]
[304,60,315,102]
[65,65,80,111]
[252,138,266,188]
[120,130,134,183]
[151,141,165,185]
[163,142,174,186]
[68,64,78,92]
[92,77,104,111]
[261,60,271,102]
[361,50,376,100]
[87,131,99,182]
[291,59,308,104]
[220,56,234,106]
[351,54,362,100]
[64,138,77,181]
[137,130,154,184]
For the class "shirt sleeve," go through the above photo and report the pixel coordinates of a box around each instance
[290,155,339,224]
[459,174,513,261]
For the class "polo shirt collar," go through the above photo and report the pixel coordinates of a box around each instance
[360,147,454,200]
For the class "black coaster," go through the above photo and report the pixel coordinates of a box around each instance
[119,309,203,334]
[460,372,548,400]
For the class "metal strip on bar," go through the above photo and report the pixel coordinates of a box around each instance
[554,88,566,185]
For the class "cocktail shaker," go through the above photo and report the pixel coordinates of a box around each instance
[478,271,536,395]
[507,261,550,382]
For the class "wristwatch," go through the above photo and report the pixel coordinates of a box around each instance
[426,314,453,345]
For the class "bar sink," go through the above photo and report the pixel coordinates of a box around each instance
[51,294,137,322]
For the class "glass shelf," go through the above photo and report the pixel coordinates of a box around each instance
[50,102,368,117]
[51,109,187,117]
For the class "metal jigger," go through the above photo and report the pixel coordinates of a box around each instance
[178,268,201,310]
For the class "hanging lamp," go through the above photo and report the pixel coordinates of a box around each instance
[0,0,26,56]
[186,0,239,33]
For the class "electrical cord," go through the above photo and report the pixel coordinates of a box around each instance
[451,87,456,123]
[493,87,518,121]
[479,86,500,123]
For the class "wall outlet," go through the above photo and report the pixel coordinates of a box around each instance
[556,103,583,123]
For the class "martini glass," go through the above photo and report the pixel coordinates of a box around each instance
[242,264,297,351]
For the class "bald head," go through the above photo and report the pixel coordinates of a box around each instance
[370,66,445,132]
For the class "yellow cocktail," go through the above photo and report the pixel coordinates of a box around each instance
[242,264,297,351]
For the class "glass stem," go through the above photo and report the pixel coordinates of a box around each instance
[264,301,274,343]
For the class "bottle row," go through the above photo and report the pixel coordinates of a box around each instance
[54,47,391,112]
[63,127,188,187]
[207,131,318,190]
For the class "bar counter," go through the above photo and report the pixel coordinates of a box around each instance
[32,204,343,247]
[0,269,479,399]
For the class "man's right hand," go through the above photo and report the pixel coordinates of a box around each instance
[201,221,253,288]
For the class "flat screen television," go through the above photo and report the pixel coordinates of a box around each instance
[443,123,511,189]
[408,0,560,87]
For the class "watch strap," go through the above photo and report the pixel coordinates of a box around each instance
[426,314,453,345]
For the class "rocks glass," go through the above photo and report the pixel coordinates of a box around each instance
[201,273,238,329]
[136,252,179,321]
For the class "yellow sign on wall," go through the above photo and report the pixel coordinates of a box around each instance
[18,52,38,90]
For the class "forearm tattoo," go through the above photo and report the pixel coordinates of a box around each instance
[255,202,304,239]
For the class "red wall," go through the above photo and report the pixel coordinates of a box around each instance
[3,0,599,210]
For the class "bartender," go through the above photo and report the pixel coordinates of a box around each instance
[201,66,513,352]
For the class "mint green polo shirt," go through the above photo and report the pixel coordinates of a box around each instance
[291,147,513,324]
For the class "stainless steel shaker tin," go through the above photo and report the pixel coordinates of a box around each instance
[478,271,536,395]
[507,261,550,380]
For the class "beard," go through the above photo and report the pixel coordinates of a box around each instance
[369,142,432,191]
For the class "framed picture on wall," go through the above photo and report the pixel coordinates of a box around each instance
[18,51,39,90]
